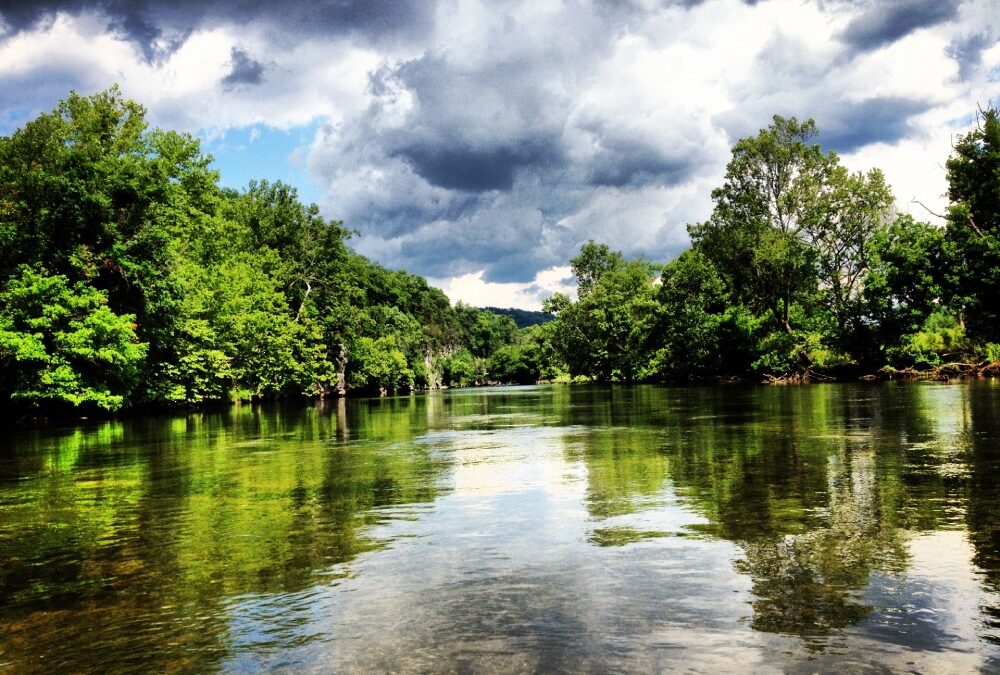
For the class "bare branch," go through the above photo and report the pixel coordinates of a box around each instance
[910,198,946,220]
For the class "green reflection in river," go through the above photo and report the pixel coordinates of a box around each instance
[0,397,449,672]
[562,383,997,643]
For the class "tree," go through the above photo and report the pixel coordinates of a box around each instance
[690,115,895,372]
[864,214,951,365]
[0,86,226,403]
[571,241,624,299]
[346,335,413,394]
[455,304,519,358]
[224,180,350,321]
[544,244,659,381]
[945,105,1000,343]
[649,249,754,379]
[802,166,894,348]
[690,116,830,339]
[439,348,482,386]
[0,266,146,410]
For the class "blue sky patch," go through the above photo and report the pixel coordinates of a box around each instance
[201,121,323,207]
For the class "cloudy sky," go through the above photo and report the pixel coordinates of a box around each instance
[1,0,997,308]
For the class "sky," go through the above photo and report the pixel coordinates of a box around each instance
[0,0,997,309]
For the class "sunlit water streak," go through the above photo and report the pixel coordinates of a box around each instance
[3,383,1000,672]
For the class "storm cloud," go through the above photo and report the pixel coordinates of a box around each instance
[222,48,264,88]
[1,0,997,302]
[0,0,433,56]
[840,0,960,51]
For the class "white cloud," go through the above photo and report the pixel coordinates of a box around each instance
[0,12,384,134]
[430,265,576,310]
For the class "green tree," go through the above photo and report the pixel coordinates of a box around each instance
[455,304,519,358]
[690,116,830,341]
[0,266,146,410]
[486,324,561,384]
[690,115,895,373]
[802,166,894,350]
[571,241,625,299]
[0,87,224,403]
[440,348,481,387]
[649,249,754,378]
[945,106,1000,343]
[544,245,659,381]
[864,214,951,366]
[346,335,413,394]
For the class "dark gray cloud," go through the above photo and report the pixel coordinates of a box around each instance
[0,0,434,59]
[819,96,930,153]
[585,134,700,188]
[716,94,935,156]
[716,30,939,155]
[376,52,574,189]
[313,0,967,284]
[840,0,959,51]
[396,141,557,192]
[948,32,993,80]
[222,48,264,88]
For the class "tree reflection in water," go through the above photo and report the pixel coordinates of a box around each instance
[568,383,991,644]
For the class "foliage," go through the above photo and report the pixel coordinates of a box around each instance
[0,266,146,410]
[455,304,519,358]
[884,310,966,369]
[544,244,659,381]
[347,336,413,393]
[486,324,561,384]
[440,349,482,387]
[5,88,1000,409]
[690,117,830,338]
[647,249,753,378]
[864,214,949,364]
[0,88,524,412]
[944,105,1000,344]
[687,116,896,373]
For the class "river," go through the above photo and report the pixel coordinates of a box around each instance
[2,383,1000,672]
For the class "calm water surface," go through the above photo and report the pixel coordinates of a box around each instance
[3,383,1000,673]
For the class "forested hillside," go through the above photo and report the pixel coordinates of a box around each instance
[0,88,526,413]
[483,307,554,328]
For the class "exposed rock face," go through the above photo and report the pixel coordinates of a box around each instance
[424,346,443,389]
[334,343,348,396]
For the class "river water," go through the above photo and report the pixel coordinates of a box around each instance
[3,383,1000,673]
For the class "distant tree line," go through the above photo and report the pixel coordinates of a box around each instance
[482,307,554,329]
[2,88,998,413]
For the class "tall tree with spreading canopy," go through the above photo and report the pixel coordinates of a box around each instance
[690,116,829,340]
[690,115,894,372]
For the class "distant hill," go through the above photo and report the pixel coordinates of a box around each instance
[483,307,555,328]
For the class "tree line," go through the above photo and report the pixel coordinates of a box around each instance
[2,88,998,413]
[537,111,1000,383]
[0,88,527,413]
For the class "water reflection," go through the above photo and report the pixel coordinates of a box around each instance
[2,383,1000,672]
[0,399,449,672]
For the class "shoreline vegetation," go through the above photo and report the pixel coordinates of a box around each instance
[3,87,1000,419]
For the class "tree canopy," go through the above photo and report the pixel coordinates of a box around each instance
[3,89,998,412]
